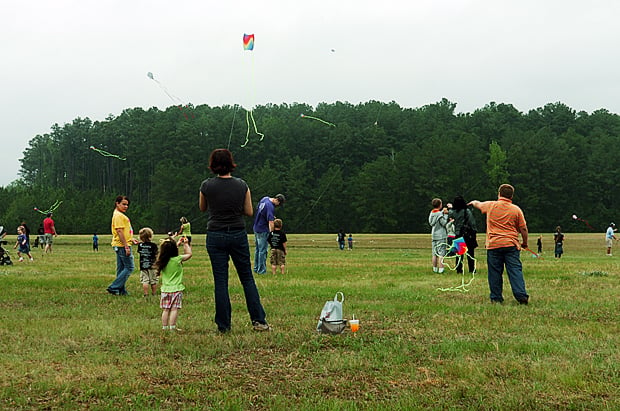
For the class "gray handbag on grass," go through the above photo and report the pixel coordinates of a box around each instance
[317,292,347,334]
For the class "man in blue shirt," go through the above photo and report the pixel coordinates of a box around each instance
[606,222,616,256]
[252,194,285,274]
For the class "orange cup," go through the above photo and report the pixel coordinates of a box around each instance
[349,319,359,332]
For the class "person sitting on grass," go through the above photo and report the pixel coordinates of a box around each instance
[155,237,192,332]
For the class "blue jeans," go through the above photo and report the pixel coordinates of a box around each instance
[253,231,269,274]
[108,246,134,295]
[207,230,267,331]
[486,246,529,303]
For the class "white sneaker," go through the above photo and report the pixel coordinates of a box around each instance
[19,257,24,262]
[29,258,34,262]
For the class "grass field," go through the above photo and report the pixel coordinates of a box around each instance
[0,233,618,410]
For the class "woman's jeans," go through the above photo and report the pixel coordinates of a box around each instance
[253,232,269,274]
[486,246,529,303]
[108,246,134,295]
[207,230,267,331]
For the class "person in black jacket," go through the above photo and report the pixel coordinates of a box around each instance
[449,195,478,274]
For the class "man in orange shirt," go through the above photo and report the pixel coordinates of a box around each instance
[469,184,530,305]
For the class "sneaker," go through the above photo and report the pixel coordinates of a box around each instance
[518,298,529,305]
[432,267,438,273]
[252,321,272,332]
[19,257,24,262]
[29,258,34,262]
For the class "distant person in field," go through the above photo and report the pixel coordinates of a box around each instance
[268,218,287,274]
[337,228,346,250]
[37,223,45,249]
[93,233,99,252]
[553,227,564,258]
[20,221,31,247]
[469,184,530,305]
[43,213,58,254]
[155,237,191,331]
[176,216,192,245]
[252,193,286,274]
[138,227,159,297]
[14,226,33,262]
[605,222,617,256]
[199,148,271,333]
[348,233,353,250]
[445,203,456,247]
[428,198,448,273]
[537,235,542,254]
[106,195,135,296]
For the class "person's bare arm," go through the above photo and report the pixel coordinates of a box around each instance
[178,237,192,262]
[199,191,208,212]
[116,228,131,256]
[243,189,253,217]
[468,200,481,210]
[520,226,529,249]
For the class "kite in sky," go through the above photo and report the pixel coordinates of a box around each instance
[243,34,254,50]
[89,146,126,161]
[146,71,192,119]
[300,113,336,127]
[240,33,265,147]
[34,200,62,215]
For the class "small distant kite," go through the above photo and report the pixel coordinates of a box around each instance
[300,113,336,127]
[572,214,594,230]
[243,33,255,50]
[146,71,192,119]
[34,200,62,215]
[89,146,126,161]
[240,33,265,147]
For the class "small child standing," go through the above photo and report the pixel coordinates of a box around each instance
[445,203,456,247]
[93,233,99,252]
[347,234,353,250]
[138,228,159,297]
[14,226,33,262]
[268,218,287,274]
[428,198,449,273]
[155,237,192,331]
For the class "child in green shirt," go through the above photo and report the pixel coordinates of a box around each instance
[154,237,192,331]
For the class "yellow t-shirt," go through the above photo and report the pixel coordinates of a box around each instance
[111,209,133,247]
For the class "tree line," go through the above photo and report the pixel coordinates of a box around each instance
[1,99,618,236]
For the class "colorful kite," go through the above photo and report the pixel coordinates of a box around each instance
[300,113,336,127]
[89,146,127,161]
[239,33,265,147]
[243,34,255,50]
[435,238,477,292]
[449,237,468,256]
[34,200,63,215]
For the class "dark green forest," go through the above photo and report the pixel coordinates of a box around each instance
[1,99,618,235]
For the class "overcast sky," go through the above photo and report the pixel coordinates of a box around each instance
[2,0,619,186]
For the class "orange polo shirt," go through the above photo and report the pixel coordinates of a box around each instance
[477,197,527,250]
